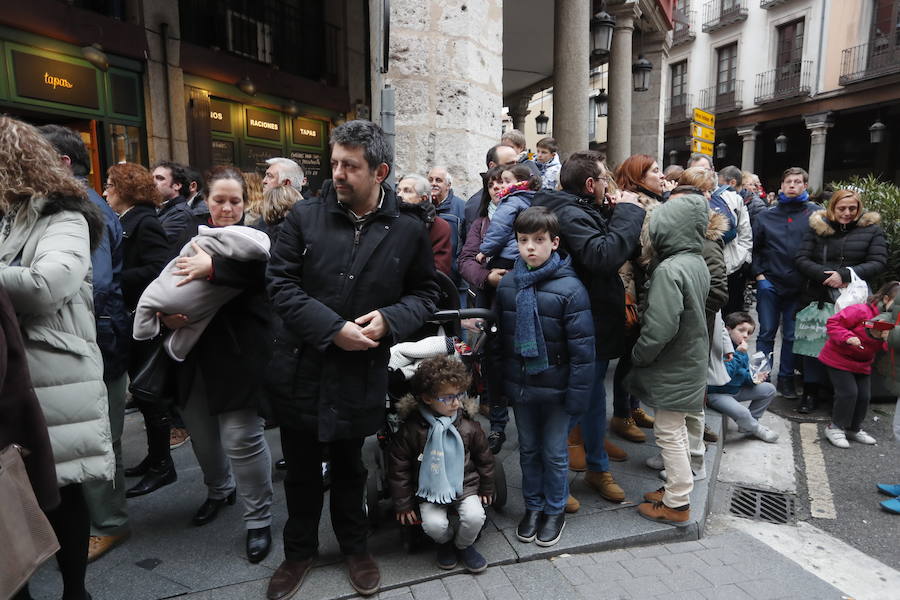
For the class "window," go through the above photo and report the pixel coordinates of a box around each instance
[670,61,688,105]
[776,19,804,93]
[716,43,737,94]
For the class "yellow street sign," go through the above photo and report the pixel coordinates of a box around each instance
[691,122,715,143]
[691,138,714,155]
[692,107,715,128]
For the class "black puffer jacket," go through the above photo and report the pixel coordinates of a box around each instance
[266,181,440,441]
[532,190,645,359]
[795,210,887,306]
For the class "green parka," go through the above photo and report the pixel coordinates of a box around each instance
[627,194,711,413]
[873,300,900,397]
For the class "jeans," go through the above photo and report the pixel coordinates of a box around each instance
[420,495,486,549]
[707,382,776,433]
[755,283,798,379]
[569,359,610,472]
[514,402,570,515]
[828,367,871,432]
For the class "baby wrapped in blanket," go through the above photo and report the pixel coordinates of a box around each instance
[133,225,271,361]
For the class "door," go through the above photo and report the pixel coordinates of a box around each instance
[716,43,737,110]
[868,0,900,73]
[775,19,804,97]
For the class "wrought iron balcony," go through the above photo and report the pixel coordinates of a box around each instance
[673,10,697,46]
[754,61,813,104]
[839,41,900,85]
[665,94,693,124]
[699,81,743,113]
[702,0,748,33]
[760,0,792,8]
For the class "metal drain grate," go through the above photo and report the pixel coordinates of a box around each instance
[729,486,795,524]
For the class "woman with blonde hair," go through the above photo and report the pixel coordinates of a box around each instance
[678,166,717,196]
[243,171,265,224]
[0,115,113,600]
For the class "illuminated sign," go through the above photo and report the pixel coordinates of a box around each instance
[12,50,99,109]
[292,117,324,147]
[210,99,233,133]
[246,108,281,141]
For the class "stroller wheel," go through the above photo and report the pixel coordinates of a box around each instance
[492,459,508,510]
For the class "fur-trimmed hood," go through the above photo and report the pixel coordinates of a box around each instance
[809,209,881,237]
[395,393,479,421]
[40,193,106,252]
[641,209,728,267]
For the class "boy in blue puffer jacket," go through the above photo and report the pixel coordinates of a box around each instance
[477,165,542,270]
[707,312,779,443]
[495,206,595,548]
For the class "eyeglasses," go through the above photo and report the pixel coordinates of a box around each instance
[593,175,610,183]
[434,392,466,404]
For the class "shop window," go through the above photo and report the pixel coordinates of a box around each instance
[107,123,143,165]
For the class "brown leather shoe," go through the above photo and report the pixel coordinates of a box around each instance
[87,533,130,562]
[585,470,625,503]
[346,552,381,596]
[567,425,586,472]
[637,501,691,527]
[565,494,580,513]
[267,558,314,600]
[605,439,628,462]
[703,425,719,443]
[643,487,664,503]
[610,417,646,443]
[631,408,655,428]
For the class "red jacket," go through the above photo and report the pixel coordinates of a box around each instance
[818,302,885,374]
[430,216,453,276]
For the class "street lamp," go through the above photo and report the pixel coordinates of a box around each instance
[669,149,679,166]
[632,56,653,92]
[775,132,788,154]
[596,89,609,118]
[591,10,616,57]
[869,119,886,143]
[535,110,549,135]
[716,142,727,160]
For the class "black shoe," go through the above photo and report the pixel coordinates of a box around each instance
[535,512,565,547]
[798,394,817,414]
[777,377,798,400]
[124,455,151,477]
[192,490,237,526]
[125,459,176,498]
[275,459,288,471]
[516,509,542,543]
[488,431,506,455]
[247,526,272,563]
[435,541,458,570]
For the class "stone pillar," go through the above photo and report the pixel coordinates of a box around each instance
[737,126,759,173]
[385,0,503,197]
[507,94,532,133]
[552,0,590,158]
[804,112,833,193]
[607,4,639,167]
[630,31,670,161]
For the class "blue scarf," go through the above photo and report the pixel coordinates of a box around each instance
[778,190,809,204]
[416,405,465,504]
[514,252,564,374]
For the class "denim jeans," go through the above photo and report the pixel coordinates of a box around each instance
[569,359,610,473]
[513,402,571,515]
[755,283,798,379]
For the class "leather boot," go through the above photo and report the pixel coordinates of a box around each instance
[125,458,176,498]
[567,425,586,472]
[346,553,381,596]
[124,455,151,477]
[631,407,656,428]
[798,394,817,414]
[605,438,628,462]
[610,417,646,443]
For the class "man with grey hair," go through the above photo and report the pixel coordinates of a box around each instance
[397,173,453,275]
[427,166,466,292]
[263,157,305,193]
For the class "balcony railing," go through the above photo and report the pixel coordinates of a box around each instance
[702,0,748,33]
[699,81,743,113]
[760,0,792,8]
[754,60,813,104]
[839,40,900,85]
[665,94,693,124]
[673,10,697,46]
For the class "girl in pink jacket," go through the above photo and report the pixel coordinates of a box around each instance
[819,282,898,449]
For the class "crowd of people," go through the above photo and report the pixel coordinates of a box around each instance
[1,114,897,600]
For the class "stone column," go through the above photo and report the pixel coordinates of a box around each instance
[385,0,503,197]
[737,126,759,173]
[607,4,639,167]
[630,31,670,161]
[507,94,532,133]
[552,0,590,158]
[804,112,833,193]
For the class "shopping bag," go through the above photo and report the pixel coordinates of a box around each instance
[834,268,870,313]
[794,301,834,357]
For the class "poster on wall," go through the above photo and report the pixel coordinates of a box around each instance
[289,151,328,193]
[211,139,235,166]
[245,144,283,174]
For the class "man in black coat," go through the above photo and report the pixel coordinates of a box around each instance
[532,150,645,504]
[265,120,439,599]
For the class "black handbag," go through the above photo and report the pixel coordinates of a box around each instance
[128,340,174,405]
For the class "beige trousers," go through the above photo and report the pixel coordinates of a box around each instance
[653,409,693,508]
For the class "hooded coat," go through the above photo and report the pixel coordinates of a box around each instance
[795,209,887,307]
[387,395,494,513]
[0,194,114,486]
[873,300,900,396]
[627,194,711,413]
[818,302,885,375]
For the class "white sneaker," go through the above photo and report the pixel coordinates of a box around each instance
[846,429,876,445]
[659,466,707,482]
[753,424,779,443]
[645,453,664,471]
[824,425,849,449]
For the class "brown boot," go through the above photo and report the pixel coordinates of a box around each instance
[87,533,130,563]
[585,470,625,503]
[267,558,314,600]
[346,553,381,596]
[632,408,655,428]
[637,501,691,527]
[605,438,628,462]
[703,425,719,443]
[643,487,664,503]
[610,417,646,443]
[565,494,580,514]
[568,425,587,472]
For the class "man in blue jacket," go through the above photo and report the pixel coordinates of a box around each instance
[38,124,132,561]
[751,167,817,399]
[429,166,467,301]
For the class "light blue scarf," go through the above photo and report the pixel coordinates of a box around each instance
[416,405,465,504]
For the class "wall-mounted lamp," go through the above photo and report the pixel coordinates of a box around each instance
[81,43,109,71]
[869,119,886,144]
[238,76,257,96]
[775,132,788,153]
[596,89,609,118]
[632,56,652,92]
[716,142,727,159]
